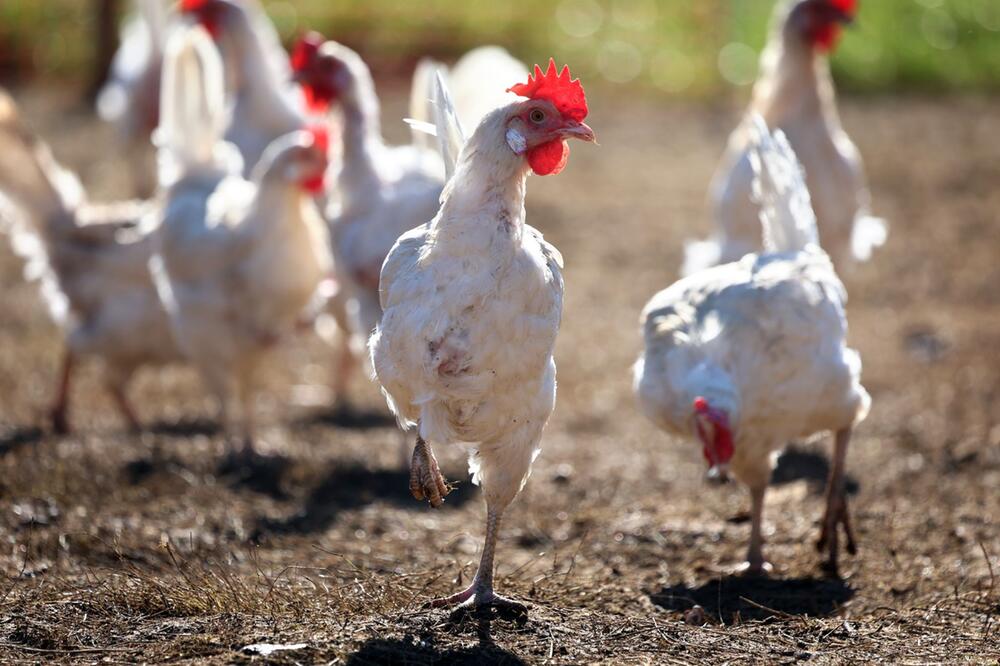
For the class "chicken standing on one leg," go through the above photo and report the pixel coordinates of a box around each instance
[370,61,596,610]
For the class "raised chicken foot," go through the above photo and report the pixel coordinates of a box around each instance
[816,427,857,576]
[410,436,450,508]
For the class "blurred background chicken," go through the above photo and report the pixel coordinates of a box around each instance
[153,26,332,459]
[96,0,168,197]
[0,90,178,433]
[294,39,527,409]
[635,117,869,575]
[371,61,595,611]
[684,0,887,275]
[173,0,309,179]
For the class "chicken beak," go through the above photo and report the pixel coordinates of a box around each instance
[560,121,597,144]
[706,463,731,485]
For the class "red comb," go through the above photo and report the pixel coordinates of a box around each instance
[830,0,858,15]
[292,32,324,73]
[181,0,210,12]
[694,397,709,413]
[507,59,588,122]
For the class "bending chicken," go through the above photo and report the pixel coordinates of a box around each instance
[0,90,178,433]
[370,61,595,610]
[685,0,886,275]
[153,26,332,457]
[635,117,869,575]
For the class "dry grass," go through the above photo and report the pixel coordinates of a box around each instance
[0,85,998,663]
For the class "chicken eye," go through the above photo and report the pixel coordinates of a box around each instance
[529,109,546,124]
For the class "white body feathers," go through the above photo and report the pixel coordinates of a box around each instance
[371,105,564,506]
[636,118,869,488]
[154,27,332,422]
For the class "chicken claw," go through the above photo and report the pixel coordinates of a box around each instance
[816,492,857,575]
[410,436,450,508]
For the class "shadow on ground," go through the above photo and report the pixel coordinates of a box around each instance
[0,425,43,457]
[651,575,855,622]
[771,445,860,495]
[294,405,398,431]
[146,417,221,438]
[346,635,526,666]
[217,453,294,499]
[253,464,478,538]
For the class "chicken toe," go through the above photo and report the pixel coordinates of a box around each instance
[410,436,450,508]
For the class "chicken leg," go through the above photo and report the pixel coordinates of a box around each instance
[817,426,857,575]
[410,435,450,508]
[49,351,75,435]
[428,505,526,613]
[742,484,773,575]
[108,379,141,434]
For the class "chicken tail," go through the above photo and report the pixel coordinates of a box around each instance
[680,237,722,277]
[447,46,528,131]
[0,89,83,229]
[155,24,238,187]
[431,71,467,181]
[747,115,819,255]
[851,212,888,262]
[409,57,443,152]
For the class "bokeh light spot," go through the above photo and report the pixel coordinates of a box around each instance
[556,0,604,38]
[921,9,958,51]
[718,42,757,87]
[611,0,658,31]
[649,49,694,94]
[597,40,643,83]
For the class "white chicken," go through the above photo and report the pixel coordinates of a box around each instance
[174,0,309,179]
[684,0,886,275]
[153,26,332,457]
[96,0,169,195]
[293,38,527,406]
[370,61,595,610]
[0,90,179,433]
[635,117,870,575]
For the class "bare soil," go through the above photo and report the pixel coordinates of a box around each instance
[0,85,998,664]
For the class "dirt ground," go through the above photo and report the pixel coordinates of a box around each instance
[0,84,998,664]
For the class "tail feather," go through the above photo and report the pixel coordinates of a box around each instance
[403,70,466,181]
[0,90,81,224]
[851,213,888,262]
[154,25,237,187]
[409,57,442,151]
[747,115,819,254]
[681,237,722,277]
[0,90,77,323]
[447,46,528,131]
[432,71,466,181]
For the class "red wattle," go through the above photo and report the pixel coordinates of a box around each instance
[814,24,842,52]
[527,140,569,176]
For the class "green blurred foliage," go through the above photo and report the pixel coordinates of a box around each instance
[2,0,1000,94]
